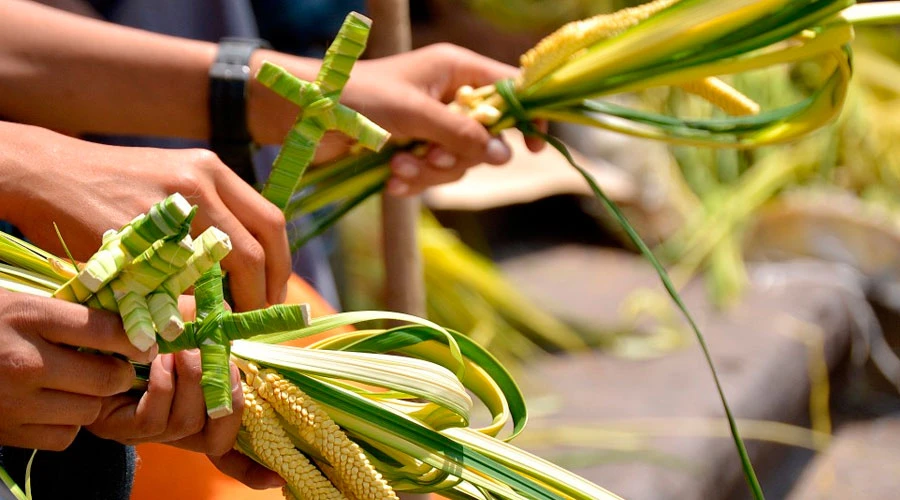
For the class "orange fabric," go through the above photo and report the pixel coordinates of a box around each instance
[131,443,283,500]
[132,273,351,500]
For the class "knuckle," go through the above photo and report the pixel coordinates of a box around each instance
[1,296,40,331]
[2,349,44,381]
[190,148,223,170]
[81,398,103,425]
[430,42,462,59]
[135,414,168,438]
[169,168,203,195]
[262,204,287,232]
[92,360,132,396]
[176,351,203,385]
[173,412,206,437]
[238,241,266,272]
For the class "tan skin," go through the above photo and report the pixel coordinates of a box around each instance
[0,290,153,450]
[0,0,544,489]
[0,122,291,313]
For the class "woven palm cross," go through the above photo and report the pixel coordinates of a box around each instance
[257,12,390,210]
[156,262,313,417]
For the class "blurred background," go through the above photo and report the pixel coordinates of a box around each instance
[340,2,900,499]
[37,0,900,498]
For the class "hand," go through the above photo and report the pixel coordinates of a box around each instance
[2,123,290,311]
[251,44,545,196]
[88,350,283,489]
[86,295,284,489]
[0,290,152,450]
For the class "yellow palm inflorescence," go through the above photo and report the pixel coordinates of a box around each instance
[518,0,759,116]
[240,381,345,500]
[519,0,681,88]
[244,363,398,500]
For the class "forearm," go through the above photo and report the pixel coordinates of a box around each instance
[0,0,319,143]
[0,121,58,224]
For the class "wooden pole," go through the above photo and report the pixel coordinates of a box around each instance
[366,2,427,497]
[367,0,427,320]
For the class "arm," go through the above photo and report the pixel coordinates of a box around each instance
[0,1,541,195]
[0,0,228,140]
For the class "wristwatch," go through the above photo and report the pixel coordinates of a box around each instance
[209,37,271,186]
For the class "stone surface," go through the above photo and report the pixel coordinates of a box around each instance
[498,245,862,500]
[788,416,900,500]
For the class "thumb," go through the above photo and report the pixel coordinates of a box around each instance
[405,95,512,166]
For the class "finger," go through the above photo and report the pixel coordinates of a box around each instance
[177,294,197,321]
[172,363,242,456]
[390,153,425,182]
[426,146,459,170]
[208,450,286,490]
[20,296,152,362]
[400,95,511,167]
[436,45,518,101]
[525,135,545,153]
[214,167,291,305]
[88,354,177,441]
[203,363,244,456]
[313,132,355,164]
[164,350,207,442]
[390,152,475,197]
[525,120,548,152]
[190,197,267,311]
[42,346,136,397]
[13,424,82,451]
[21,390,102,426]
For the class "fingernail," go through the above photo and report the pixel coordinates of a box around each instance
[430,150,457,169]
[486,138,511,164]
[393,159,419,179]
[277,283,287,304]
[386,179,409,196]
[160,354,175,374]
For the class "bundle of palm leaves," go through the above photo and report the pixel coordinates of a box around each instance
[0,196,628,500]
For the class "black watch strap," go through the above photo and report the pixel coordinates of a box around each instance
[209,37,270,186]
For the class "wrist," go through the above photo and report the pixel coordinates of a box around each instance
[208,38,271,184]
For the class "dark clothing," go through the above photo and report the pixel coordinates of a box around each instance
[0,431,135,500]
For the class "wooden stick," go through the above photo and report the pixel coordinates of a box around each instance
[367,0,427,319]
[367,0,427,495]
